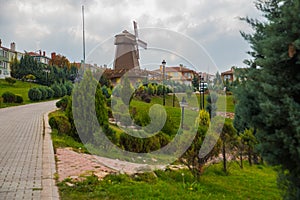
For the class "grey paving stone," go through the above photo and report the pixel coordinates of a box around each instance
[0,101,58,200]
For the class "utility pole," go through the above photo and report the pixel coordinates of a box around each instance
[162,60,166,106]
[82,5,86,70]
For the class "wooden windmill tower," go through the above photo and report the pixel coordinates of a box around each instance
[113,21,147,70]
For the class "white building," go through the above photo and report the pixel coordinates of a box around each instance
[0,40,24,79]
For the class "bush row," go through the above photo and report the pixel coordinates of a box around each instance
[28,82,73,101]
[1,91,23,104]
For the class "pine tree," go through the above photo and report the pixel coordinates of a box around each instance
[192,75,199,91]
[120,76,134,105]
[238,0,300,198]
[72,70,108,144]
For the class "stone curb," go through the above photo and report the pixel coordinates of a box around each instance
[41,110,60,200]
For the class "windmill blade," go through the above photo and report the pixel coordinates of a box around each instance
[133,21,139,38]
[133,21,140,59]
[137,39,147,49]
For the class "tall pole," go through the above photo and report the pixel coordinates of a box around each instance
[82,5,86,69]
[202,77,205,110]
[162,60,166,106]
[199,74,202,110]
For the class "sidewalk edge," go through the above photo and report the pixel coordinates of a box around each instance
[41,109,60,200]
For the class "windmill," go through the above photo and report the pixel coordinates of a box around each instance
[113,21,147,70]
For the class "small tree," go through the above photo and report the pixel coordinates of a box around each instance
[240,128,257,166]
[192,76,199,92]
[219,119,237,173]
[180,110,221,179]
[206,92,218,118]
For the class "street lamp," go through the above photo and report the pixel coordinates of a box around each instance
[43,69,50,86]
[201,76,205,110]
[199,74,205,110]
[172,85,175,107]
[180,97,188,129]
[199,74,202,110]
[162,60,166,106]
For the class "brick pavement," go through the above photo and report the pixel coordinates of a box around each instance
[55,148,115,182]
[0,101,58,200]
[55,148,166,182]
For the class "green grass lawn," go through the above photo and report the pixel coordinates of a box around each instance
[142,94,235,113]
[57,162,281,200]
[0,79,40,108]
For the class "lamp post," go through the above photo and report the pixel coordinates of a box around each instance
[199,74,202,110]
[202,76,205,110]
[180,97,188,129]
[172,86,175,107]
[162,60,166,106]
[43,69,50,86]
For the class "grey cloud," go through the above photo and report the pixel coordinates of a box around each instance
[0,0,261,71]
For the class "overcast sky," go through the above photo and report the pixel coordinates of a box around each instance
[0,0,261,73]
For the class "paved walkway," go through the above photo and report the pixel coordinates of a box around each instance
[0,101,58,200]
[55,148,167,182]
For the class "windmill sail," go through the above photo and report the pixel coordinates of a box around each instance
[113,21,147,70]
[133,21,140,59]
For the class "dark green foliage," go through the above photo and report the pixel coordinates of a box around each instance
[51,83,62,98]
[28,88,42,101]
[101,85,111,99]
[206,92,218,118]
[64,81,73,96]
[10,53,78,86]
[46,87,54,99]
[65,97,79,141]
[71,70,109,144]
[15,95,23,103]
[2,91,16,103]
[38,87,48,100]
[95,83,109,127]
[119,131,170,153]
[238,0,300,198]
[56,96,70,111]
[49,115,71,135]
[60,84,67,97]
[192,75,199,91]
[5,77,16,85]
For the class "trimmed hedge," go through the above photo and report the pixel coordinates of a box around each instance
[49,115,71,135]
[2,91,16,103]
[28,88,42,101]
[27,83,70,102]
[15,95,23,103]
[1,92,23,104]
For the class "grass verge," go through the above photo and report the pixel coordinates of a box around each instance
[57,162,281,200]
